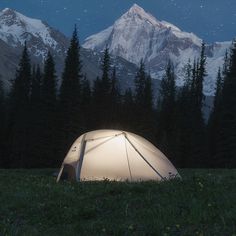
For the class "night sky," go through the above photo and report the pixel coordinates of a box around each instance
[0,0,235,43]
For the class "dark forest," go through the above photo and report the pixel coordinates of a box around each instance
[0,28,236,169]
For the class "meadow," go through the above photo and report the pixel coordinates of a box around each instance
[0,169,235,236]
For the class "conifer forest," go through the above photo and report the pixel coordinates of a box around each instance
[0,28,236,169]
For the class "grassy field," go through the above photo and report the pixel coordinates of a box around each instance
[0,169,236,236]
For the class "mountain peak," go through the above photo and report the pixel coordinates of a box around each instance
[2,8,14,13]
[122,3,161,27]
[128,4,145,14]
[0,8,60,50]
[1,8,16,16]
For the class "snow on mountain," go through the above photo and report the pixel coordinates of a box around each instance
[0,8,56,47]
[0,8,137,93]
[83,4,231,96]
[83,3,202,64]
[0,8,68,59]
[0,8,72,92]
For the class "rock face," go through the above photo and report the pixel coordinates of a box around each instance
[83,4,231,96]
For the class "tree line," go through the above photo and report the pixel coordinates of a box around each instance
[0,28,235,168]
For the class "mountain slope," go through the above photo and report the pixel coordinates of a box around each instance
[0,8,139,92]
[0,8,68,90]
[83,4,231,95]
[0,8,67,59]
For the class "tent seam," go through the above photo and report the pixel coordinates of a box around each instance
[124,134,165,180]
[124,133,133,181]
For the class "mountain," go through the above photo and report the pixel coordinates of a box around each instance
[0,8,68,58]
[83,4,231,96]
[0,8,67,90]
[0,8,138,92]
[0,8,99,89]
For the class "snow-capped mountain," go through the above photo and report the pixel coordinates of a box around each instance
[0,8,104,88]
[83,4,231,95]
[0,8,69,89]
[0,8,139,92]
[0,8,68,59]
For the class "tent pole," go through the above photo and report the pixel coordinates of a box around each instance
[56,164,64,182]
[124,134,165,180]
[124,135,133,181]
[77,134,87,181]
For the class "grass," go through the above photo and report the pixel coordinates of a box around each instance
[0,169,236,236]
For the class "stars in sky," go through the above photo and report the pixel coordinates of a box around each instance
[0,0,235,42]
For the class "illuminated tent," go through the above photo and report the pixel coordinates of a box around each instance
[57,130,180,182]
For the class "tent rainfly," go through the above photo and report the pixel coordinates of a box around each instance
[57,130,180,182]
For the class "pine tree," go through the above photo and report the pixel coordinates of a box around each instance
[188,43,207,167]
[28,65,43,166]
[222,50,230,77]
[91,76,102,128]
[80,74,92,131]
[7,43,32,167]
[133,60,154,137]
[214,39,236,167]
[156,61,176,163]
[31,65,42,107]
[91,47,114,128]
[0,79,6,167]
[214,68,223,111]
[101,47,111,96]
[110,67,121,127]
[134,60,146,107]
[59,26,82,158]
[208,68,223,165]
[100,47,112,126]
[196,42,207,109]
[10,44,31,110]
[39,51,57,167]
[42,52,57,110]
[110,68,120,105]
[121,88,135,131]
[174,60,194,167]
[143,73,154,140]
[143,74,153,111]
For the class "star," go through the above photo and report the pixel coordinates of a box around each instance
[40,0,49,5]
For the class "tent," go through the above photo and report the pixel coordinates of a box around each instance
[57,130,180,182]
